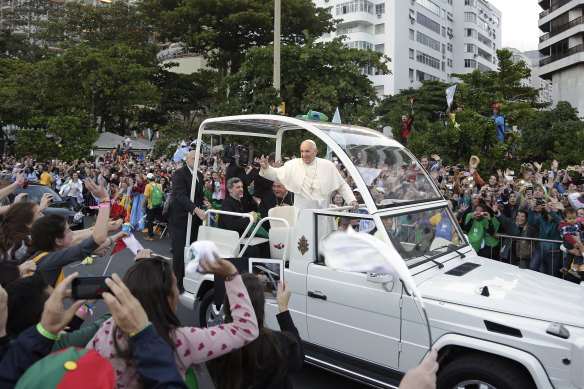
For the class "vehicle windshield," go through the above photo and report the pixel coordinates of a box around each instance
[379,205,466,267]
[316,124,442,208]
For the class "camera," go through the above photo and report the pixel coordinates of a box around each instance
[536,199,545,206]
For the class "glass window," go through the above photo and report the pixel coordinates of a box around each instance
[409,48,415,59]
[418,0,440,16]
[409,29,415,40]
[336,0,374,15]
[416,31,441,52]
[464,12,476,23]
[417,12,441,34]
[375,3,385,14]
[416,50,441,69]
[375,23,385,34]
[312,125,442,208]
[347,41,374,51]
[379,206,465,267]
[464,59,477,68]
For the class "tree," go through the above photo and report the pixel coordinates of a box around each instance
[220,37,389,125]
[521,101,584,166]
[140,0,335,74]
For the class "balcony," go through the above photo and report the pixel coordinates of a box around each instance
[540,0,571,18]
[539,43,584,65]
[540,15,583,42]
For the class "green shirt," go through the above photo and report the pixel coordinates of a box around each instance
[465,213,491,252]
[483,216,500,247]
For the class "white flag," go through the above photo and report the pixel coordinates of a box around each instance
[445,84,457,107]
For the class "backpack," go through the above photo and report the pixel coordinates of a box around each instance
[150,183,163,208]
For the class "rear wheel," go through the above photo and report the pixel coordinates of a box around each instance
[437,354,534,389]
[198,289,225,327]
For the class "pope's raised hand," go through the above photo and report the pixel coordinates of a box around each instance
[259,155,268,169]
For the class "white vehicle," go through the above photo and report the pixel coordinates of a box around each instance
[180,115,584,389]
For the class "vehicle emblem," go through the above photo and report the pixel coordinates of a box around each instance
[273,243,285,250]
[298,235,309,255]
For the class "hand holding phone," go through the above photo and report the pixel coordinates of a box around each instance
[72,277,111,300]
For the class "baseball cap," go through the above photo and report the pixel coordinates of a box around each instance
[16,347,115,389]
[146,173,155,179]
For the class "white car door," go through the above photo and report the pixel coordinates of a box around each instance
[306,213,401,369]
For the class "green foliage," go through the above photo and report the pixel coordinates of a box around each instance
[220,37,389,128]
[521,101,584,166]
[140,0,336,74]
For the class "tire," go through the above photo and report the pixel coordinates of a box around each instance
[198,289,225,327]
[437,354,534,389]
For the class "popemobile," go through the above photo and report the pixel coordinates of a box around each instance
[180,114,584,389]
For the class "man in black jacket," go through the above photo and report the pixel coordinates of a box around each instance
[168,150,205,291]
[257,180,294,231]
[219,177,256,236]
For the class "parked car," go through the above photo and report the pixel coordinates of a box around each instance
[11,184,85,230]
[180,115,584,389]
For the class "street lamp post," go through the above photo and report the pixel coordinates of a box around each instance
[273,0,280,94]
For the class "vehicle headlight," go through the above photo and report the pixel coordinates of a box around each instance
[73,211,84,223]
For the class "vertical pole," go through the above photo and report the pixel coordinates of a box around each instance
[273,0,281,94]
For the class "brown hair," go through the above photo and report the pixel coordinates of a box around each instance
[0,202,37,262]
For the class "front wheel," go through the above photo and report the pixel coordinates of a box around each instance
[437,354,534,389]
[198,289,225,327]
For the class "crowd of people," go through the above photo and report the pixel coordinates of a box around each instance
[0,136,444,388]
[6,128,584,387]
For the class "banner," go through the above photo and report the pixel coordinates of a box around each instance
[446,84,458,107]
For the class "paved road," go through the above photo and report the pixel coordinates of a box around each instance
[64,221,371,389]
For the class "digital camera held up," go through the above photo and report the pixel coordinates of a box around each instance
[222,143,260,168]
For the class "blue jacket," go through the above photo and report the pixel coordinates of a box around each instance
[0,324,188,389]
[527,210,562,250]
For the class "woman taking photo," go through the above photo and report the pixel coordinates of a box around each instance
[208,275,303,389]
[87,252,259,389]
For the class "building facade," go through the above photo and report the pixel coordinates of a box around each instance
[313,0,502,96]
[506,48,554,104]
[538,0,584,116]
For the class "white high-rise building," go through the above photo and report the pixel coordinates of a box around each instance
[314,0,502,96]
[538,0,584,116]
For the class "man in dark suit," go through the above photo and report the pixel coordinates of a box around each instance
[257,180,294,231]
[168,150,205,291]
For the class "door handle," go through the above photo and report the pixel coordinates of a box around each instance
[308,291,327,300]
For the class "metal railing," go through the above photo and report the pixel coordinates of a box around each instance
[540,44,584,66]
[539,0,571,18]
[540,16,583,42]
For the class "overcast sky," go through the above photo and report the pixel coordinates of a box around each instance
[489,0,541,52]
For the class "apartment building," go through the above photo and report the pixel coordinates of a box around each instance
[538,0,584,115]
[313,0,502,96]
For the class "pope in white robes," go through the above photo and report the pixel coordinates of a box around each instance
[259,140,358,210]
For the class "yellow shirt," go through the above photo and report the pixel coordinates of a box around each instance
[143,182,161,208]
[40,172,52,187]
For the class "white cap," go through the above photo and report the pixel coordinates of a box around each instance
[146,173,155,179]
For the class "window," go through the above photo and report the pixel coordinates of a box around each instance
[375,44,385,53]
[375,23,385,34]
[441,8,446,19]
[375,3,385,14]
[417,70,440,81]
[416,31,441,52]
[442,26,446,36]
[418,0,440,16]
[337,25,358,35]
[464,12,476,23]
[409,29,415,40]
[442,61,445,71]
[416,51,441,69]
[442,44,445,54]
[347,41,374,50]
[464,43,476,53]
[336,0,374,15]
[374,85,384,95]
[409,48,415,59]
[464,59,477,68]
[409,68,414,80]
[465,0,476,5]
[447,58,453,67]
[477,18,488,31]
[447,43,453,52]
[465,28,477,38]
[417,12,441,34]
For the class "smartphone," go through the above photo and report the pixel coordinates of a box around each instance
[526,189,533,196]
[72,276,111,300]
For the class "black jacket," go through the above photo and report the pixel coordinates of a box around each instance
[168,165,204,228]
[218,195,253,236]
[257,191,294,230]
[244,311,304,389]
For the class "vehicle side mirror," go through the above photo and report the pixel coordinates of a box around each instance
[367,272,394,290]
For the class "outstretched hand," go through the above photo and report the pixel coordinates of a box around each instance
[40,272,86,336]
[259,155,268,169]
[350,200,359,210]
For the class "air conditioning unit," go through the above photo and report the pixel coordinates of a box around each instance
[377,14,382,18]
[474,54,478,58]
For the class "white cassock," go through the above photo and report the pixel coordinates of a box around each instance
[259,157,356,210]
[260,157,356,239]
